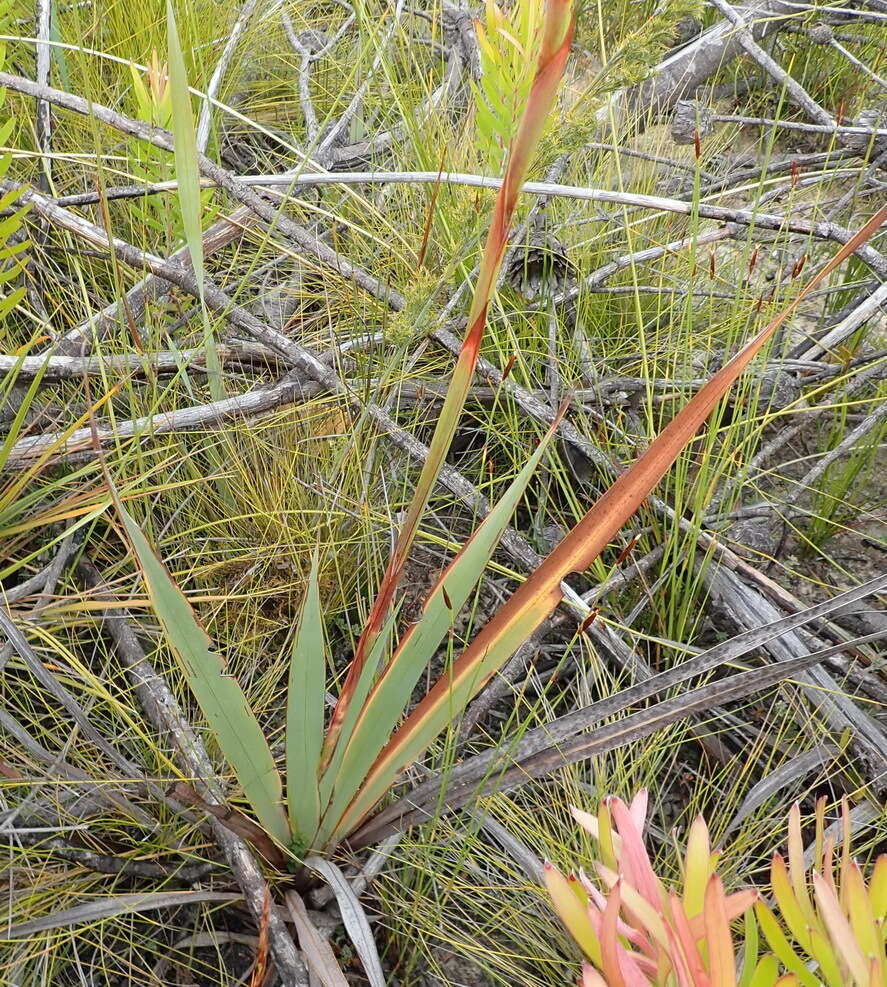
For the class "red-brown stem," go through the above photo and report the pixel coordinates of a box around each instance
[417,147,447,270]
[320,5,574,769]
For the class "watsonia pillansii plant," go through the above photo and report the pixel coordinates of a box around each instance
[106,0,887,868]
[112,0,577,859]
[545,792,886,986]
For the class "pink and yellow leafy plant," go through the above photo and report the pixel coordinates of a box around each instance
[545,790,757,986]
[756,797,886,987]
[545,792,886,987]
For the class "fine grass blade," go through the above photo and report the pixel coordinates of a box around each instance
[166,0,222,399]
[322,0,575,757]
[338,207,887,837]
[113,497,290,847]
[286,554,326,849]
[319,406,566,847]
[166,0,204,290]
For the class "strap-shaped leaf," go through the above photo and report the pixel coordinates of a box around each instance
[116,503,290,847]
[305,855,386,987]
[2,890,240,938]
[320,408,565,847]
[286,554,326,848]
[313,606,401,850]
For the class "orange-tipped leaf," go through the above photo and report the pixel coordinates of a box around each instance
[337,207,887,835]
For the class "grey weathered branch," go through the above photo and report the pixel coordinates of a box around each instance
[196,0,264,153]
[351,573,887,845]
[0,341,283,381]
[2,370,319,468]
[611,0,795,126]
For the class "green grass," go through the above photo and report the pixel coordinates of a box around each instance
[1,0,885,983]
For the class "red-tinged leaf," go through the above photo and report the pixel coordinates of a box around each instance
[580,872,652,953]
[539,0,573,64]
[812,872,869,986]
[627,790,648,837]
[582,965,607,987]
[704,875,737,987]
[585,885,655,984]
[594,863,668,953]
[249,889,271,987]
[723,890,757,924]
[822,836,838,897]
[599,880,630,987]
[339,207,887,835]
[813,797,827,874]
[668,893,708,987]
[600,881,649,987]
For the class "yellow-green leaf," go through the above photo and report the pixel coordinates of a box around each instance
[684,814,712,919]
[544,862,602,967]
[166,1,203,290]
